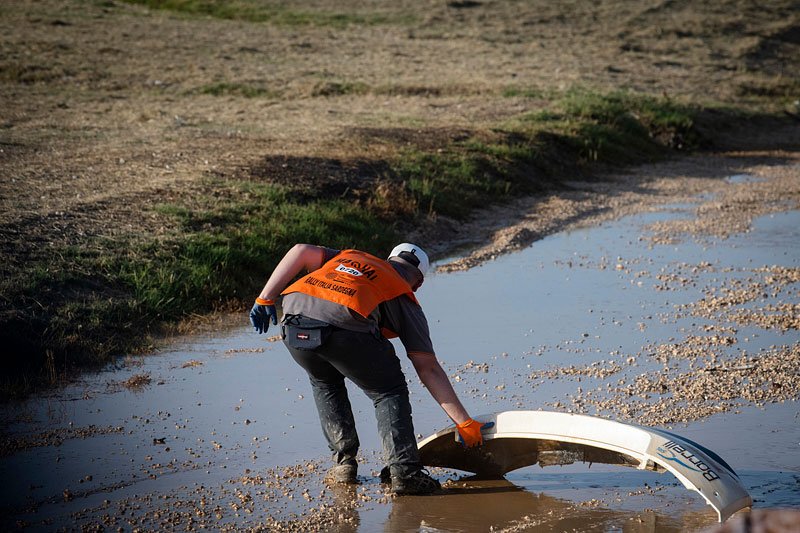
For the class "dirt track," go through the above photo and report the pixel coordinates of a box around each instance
[2,0,799,271]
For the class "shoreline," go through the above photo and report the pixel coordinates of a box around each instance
[423,148,800,272]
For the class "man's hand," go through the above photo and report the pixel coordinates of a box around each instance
[249,298,277,334]
[456,419,495,447]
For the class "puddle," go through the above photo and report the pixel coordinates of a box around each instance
[1,186,798,530]
[726,174,763,184]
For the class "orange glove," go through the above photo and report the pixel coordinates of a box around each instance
[456,419,494,447]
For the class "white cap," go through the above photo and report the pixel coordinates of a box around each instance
[388,243,430,276]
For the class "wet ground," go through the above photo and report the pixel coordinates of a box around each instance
[1,164,798,531]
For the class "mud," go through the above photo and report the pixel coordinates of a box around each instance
[1,151,798,531]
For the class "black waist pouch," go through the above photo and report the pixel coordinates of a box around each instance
[282,315,334,350]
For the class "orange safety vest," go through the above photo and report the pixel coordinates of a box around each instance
[281,250,419,320]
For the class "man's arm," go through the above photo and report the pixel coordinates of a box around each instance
[257,244,328,301]
[408,352,470,425]
[409,353,492,447]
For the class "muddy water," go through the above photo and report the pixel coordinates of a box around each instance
[1,180,798,531]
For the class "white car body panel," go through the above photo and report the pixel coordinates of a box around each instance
[417,411,752,522]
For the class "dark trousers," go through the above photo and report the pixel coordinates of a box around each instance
[285,327,422,477]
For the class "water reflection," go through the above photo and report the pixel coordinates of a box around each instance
[383,478,698,532]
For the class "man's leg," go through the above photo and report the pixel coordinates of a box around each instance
[317,330,422,479]
[286,345,360,470]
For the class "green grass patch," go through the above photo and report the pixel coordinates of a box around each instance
[517,88,704,160]
[96,181,400,329]
[736,76,800,109]
[559,88,696,132]
[520,109,562,123]
[501,86,557,99]
[196,82,278,98]
[558,88,703,157]
[0,61,68,84]
[394,140,544,219]
[311,80,370,97]
[125,184,397,322]
[198,79,387,99]
[122,0,414,27]
[389,88,706,218]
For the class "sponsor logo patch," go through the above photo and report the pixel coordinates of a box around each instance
[303,276,357,296]
[335,258,378,280]
[335,264,363,277]
[657,441,720,481]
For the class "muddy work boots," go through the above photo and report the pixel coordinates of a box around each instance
[380,467,441,495]
[325,464,440,494]
[324,464,358,485]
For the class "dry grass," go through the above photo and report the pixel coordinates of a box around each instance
[1,0,798,395]
[2,0,797,246]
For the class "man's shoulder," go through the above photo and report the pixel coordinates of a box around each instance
[321,247,341,263]
[390,293,424,313]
